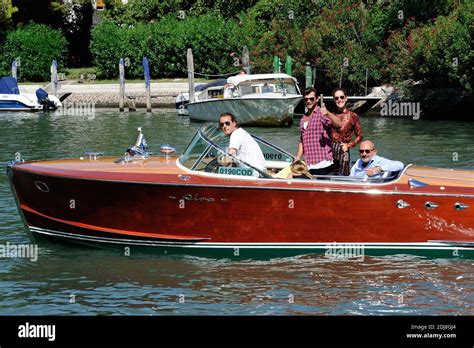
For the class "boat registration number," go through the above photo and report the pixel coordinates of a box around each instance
[218,167,254,176]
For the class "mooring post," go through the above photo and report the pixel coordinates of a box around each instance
[273,56,280,73]
[51,60,58,96]
[365,68,369,95]
[313,66,317,87]
[285,55,293,76]
[11,59,18,80]
[242,46,250,74]
[187,48,195,103]
[305,62,312,88]
[142,56,151,112]
[119,58,125,112]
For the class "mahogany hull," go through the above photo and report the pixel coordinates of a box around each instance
[7,160,474,258]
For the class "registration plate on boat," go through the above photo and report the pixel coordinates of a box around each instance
[218,167,254,176]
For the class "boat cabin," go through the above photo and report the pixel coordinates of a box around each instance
[225,73,301,98]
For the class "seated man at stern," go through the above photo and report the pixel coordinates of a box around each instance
[350,140,404,179]
[219,112,266,174]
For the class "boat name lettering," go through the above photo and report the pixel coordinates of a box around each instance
[263,152,283,160]
[218,167,253,176]
[182,194,215,202]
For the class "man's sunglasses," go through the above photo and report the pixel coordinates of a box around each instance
[334,95,345,100]
[359,149,374,154]
[219,121,231,128]
[304,97,315,102]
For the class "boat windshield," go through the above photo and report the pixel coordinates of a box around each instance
[238,78,299,96]
[179,123,294,178]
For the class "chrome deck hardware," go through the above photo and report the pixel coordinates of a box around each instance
[408,178,428,188]
[425,201,439,209]
[160,144,176,160]
[396,199,410,209]
[116,127,152,163]
[454,202,469,211]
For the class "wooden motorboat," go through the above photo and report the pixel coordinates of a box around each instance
[7,124,474,258]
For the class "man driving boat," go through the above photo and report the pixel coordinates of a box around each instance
[219,112,266,174]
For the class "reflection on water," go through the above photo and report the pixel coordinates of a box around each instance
[0,110,473,315]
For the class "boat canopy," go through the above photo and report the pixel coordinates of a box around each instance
[226,74,300,97]
[227,73,297,86]
[179,123,294,178]
[0,77,20,95]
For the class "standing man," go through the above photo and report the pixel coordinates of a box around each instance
[219,112,266,174]
[295,87,342,175]
[350,140,404,178]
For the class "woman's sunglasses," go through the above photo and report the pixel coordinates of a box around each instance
[334,95,346,100]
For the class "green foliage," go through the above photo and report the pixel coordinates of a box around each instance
[0,23,68,81]
[91,13,243,79]
[385,2,473,92]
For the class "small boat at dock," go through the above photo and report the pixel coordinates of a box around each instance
[7,124,474,258]
[0,76,61,112]
[186,73,303,126]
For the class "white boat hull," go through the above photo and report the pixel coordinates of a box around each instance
[0,93,62,112]
[187,95,302,126]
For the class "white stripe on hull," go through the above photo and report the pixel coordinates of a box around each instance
[28,227,473,252]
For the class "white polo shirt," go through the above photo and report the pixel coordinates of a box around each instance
[229,127,266,172]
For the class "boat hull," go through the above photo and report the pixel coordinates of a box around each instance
[0,94,42,112]
[7,162,474,258]
[187,96,302,126]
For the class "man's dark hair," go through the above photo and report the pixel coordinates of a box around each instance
[304,87,317,96]
[219,112,238,126]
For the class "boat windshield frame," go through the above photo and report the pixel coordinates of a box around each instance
[179,123,295,178]
[236,78,300,96]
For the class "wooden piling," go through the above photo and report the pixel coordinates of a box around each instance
[365,68,369,95]
[142,57,151,112]
[51,60,58,96]
[11,59,18,80]
[305,62,312,88]
[187,48,195,103]
[119,58,125,112]
[242,46,250,74]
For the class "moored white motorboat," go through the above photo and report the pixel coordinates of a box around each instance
[186,73,303,126]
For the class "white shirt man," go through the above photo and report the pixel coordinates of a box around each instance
[350,140,404,178]
[219,113,266,173]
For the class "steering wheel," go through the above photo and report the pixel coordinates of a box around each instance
[204,158,219,173]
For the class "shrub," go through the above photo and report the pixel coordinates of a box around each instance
[90,13,244,79]
[0,23,68,81]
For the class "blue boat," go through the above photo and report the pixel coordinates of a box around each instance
[0,77,61,112]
